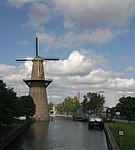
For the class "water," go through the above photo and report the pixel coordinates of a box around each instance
[7,117,108,150]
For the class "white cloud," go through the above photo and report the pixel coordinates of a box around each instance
[4,0,135,106]
[88,28,128,44]
[7,1,52,28]
[54,0,135,29]
[64,18,74,29]
[37,28,129,50]
[7,0,134,44]
[125,66,135,72]
[7,0,40,8]
[38,32,56,46]
[46,50,106,76]
[107,78,135,90]
[68,69,110,85]
[26,2,51,28]
[18,40,29,46]
[1,50,135,106]
[0,64,30,95]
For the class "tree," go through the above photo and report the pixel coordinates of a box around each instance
[0,80,19,125]
[19,95,36,119]
[57,103,65,114]
[48,102,54,111]
[82,92,105,115]
[72,96,80,114]
[81,96,89,114]
[0,79,36,126]
[62,97,72,115]
[57,97,80,115]
[116,96,135,122]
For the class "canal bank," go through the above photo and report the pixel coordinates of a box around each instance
[107,122,135,150]
[0,119,34,150]
[104,123,120,150]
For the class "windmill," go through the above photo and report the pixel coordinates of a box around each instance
[16,37,59,121]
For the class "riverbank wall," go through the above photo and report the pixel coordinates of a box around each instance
[104,123,120,150]
[0,119,34,150]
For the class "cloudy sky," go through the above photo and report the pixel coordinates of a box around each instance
[1,0,135,107]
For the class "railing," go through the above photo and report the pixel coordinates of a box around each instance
[0,120,33,150]
[24,78,52,81]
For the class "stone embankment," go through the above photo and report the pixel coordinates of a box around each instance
[0,119,33,150]
[104,124,120,150]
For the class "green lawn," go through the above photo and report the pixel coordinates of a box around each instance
[108,122,135,150]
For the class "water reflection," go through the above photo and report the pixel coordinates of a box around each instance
[7,117,108,150]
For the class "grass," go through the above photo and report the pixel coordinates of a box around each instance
[108,122,135,150]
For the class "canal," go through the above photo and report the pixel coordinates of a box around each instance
[7,117,108,150]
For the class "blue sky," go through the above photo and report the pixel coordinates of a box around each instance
[1,0,135,107]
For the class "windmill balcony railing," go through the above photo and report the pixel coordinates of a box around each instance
[23,78,53,82]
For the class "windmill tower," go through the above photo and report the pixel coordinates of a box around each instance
[16,37,59,121]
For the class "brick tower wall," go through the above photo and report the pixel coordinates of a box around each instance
[29,58,50,121]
